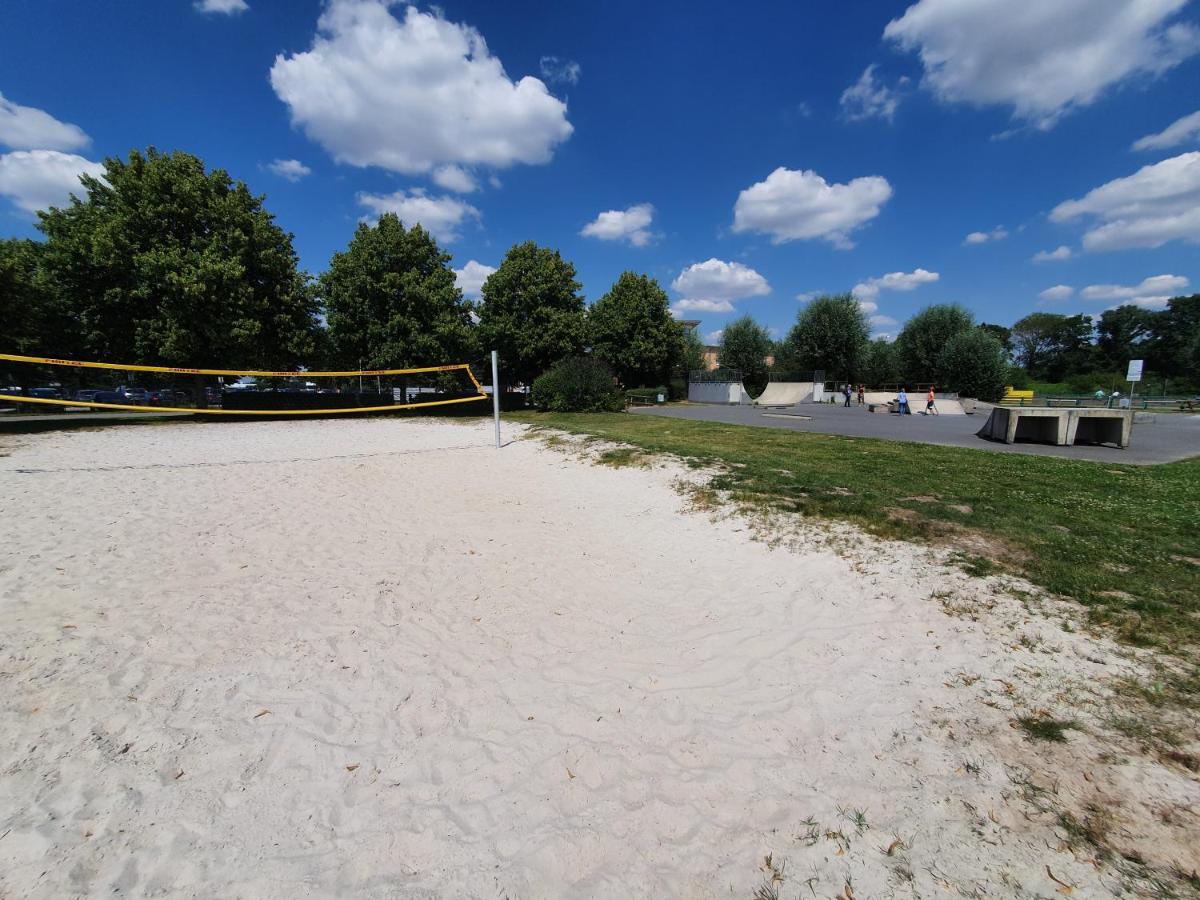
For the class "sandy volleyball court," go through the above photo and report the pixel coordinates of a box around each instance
[0,418,1195,897]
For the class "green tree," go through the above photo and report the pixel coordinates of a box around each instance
[861,338,902,386]
[320,214,475,370]
[477,241,586,386]
[1096,305,1157,371]
[937,329,1007,401]
[0,239,51,355]
[35,148,318,370]
[782,292,868,379]
[718,315,772,393]
[894,303,975,384]
[978,323,1013,357]
[1149,294,1200,379]
[682,326,707,375]
[1010,312,1095,381]
[588,271,681,386]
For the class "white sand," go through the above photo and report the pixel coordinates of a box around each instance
[0,418,1195,897]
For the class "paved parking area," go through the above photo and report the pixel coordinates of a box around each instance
[631,402,1200,465]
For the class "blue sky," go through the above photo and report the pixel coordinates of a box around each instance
[1,0,1198,345]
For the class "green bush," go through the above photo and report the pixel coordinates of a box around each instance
[531,356,624,412]
[937,329,1007,401]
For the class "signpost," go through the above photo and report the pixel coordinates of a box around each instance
[1126,359,1143,410]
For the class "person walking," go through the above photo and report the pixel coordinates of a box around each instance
[843,383,852,407]
[857,384,865,406]
[926,385,938,415]
[897,386,910,415]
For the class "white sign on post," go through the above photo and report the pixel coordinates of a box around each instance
[1126,359,1143,382]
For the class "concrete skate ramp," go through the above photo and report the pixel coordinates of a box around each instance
[688,381,751,405]
[753,382,812,406]
[862,391,965,415]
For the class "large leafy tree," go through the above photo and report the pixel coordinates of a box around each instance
[782,292,869,379]
[861,337,902,386]
[1010,312,1095,381]
[321,214,475,370]
[35,148,318,369]
[718,315,772,392]
[1150,294,1200,379]
[588,271,681,386]
[1096,305,1158,371]
[894,303,974,384]
[682,326,707,375]
[477,241,587,386]
[937,329,1007,400]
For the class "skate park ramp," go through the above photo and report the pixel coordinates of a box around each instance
[862,391,966,415]
[688,380,752,404]
[753,382,812,407]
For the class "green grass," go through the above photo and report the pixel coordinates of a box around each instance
[1016,715,1077,743]
[513,412,1200,651]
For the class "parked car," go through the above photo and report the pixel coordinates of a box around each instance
[148,389,177,406]
[121,388,151,405]
[29,387,63,400]
[74,389,103,402]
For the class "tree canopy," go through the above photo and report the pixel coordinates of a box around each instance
[781,292,869,379]
[1010,312,1094,381]
[35,147,318,369]
[718,315,772,391]
[894,303,975,384]
[320,213,475,370]
[588,271,681,387]
[937,329,1007,401]
[477,241,587,386]
[861,337,902,386]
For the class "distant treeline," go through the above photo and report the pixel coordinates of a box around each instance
[2,148,1196,403]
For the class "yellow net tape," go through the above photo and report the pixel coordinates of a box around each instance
[0,352,488,416]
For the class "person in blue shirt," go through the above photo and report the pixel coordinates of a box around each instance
[898,387,910,415]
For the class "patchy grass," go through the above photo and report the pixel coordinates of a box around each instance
[513,412,1200,652]
[1016,715,1077,743]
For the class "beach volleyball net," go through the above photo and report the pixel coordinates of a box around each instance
[0,352,488,416]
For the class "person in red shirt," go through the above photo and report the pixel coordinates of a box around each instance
[926,385,938,415]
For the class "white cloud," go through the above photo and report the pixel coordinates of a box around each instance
[453,259,496,300]
[964,225,1008,244]
[266,158,311,181]
[580,203,655,246]
[795,290,821,303]
[195,0,249,13]
[1132,109,1200,151]
[539,56,581,85]
[869,314,899,327]
[852,267,939,302]
[0,149,104,214]
[356,188,480,243]
[0,92,90,151]
[857,299,879,315]
[1080,274,1189,309]
[671,298,734,314]
[840,65,900,122]
[1038,284,1075,301]
[431,164,477,193]
[884,0,1200,129]
[1032,245,1073,262]
[704,330,724,344]
[671,258,770,312]
[732,166,892,248]
[1050,151,1200,251]
[270,1,573,177]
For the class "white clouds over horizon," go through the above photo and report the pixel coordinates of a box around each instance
[269,1,572,180]
[580,203,656,246]
[733,166,892,248]
[356,188,480,243]
[839,65,902,122]
[964,225,1007,245]
[1132,109,1200,151]
[670,258,769,316]
[884,0,1200,129]
[0,149,104,214]
[1050,151,1200,251]
[1080,274,1189,309]
[1038,284,1075,301]
[853,268,939,302]
[453,260,496,300]
[266,158,311,181]
[539,56,581,86]
[195,0,249,13]
[0,92,90,152]
[1033,245,1073,262]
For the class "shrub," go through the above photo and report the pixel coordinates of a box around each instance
[531,356,624,412]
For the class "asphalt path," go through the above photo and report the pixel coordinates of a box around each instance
[630,402,1200,465]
